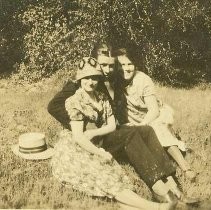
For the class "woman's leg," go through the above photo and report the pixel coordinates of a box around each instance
[167,146,196,180]
[165,176,200,204]
[115,189,176,210]
[167,146,189,170]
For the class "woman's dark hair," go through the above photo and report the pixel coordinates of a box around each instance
[113,47,141,70]
[115,48,127,56]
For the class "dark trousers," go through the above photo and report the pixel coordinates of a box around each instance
[102,125,175,187]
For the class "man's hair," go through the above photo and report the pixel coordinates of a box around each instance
[91,41,111,58]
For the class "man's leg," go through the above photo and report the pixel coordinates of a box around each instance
[103,125,175,187]
[134,126,176,178]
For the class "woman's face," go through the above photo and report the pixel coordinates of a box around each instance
[81,76,99,93]
[118,56,135,81]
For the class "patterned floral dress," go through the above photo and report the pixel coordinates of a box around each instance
[51,88,133,197]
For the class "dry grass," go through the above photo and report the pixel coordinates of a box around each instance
[0,77,211,209]
[156,85,211,202]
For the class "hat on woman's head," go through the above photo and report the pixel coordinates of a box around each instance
[76,57,103,81]
[11,132,54,160]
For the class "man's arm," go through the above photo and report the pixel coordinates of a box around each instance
[47,80,78,129]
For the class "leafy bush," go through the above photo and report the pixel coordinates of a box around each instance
[110,0,211,86]
[0,0,27,75]
[1,0,211,86]
[17,0,109,81]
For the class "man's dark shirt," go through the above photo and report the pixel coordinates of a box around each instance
[48,80,79,129]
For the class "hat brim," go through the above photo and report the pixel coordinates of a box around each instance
[76,70,103,81]
[11,144,54,160]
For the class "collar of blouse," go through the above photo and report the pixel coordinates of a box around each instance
[79,88,104,113]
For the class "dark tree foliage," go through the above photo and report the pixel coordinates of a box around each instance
[14,0,110,81]
[110,0,211,86]
[0,0,23,74]
[0,0,211,86]
[0,0,38,75]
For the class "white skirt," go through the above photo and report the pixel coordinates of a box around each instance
[150,104,186,151]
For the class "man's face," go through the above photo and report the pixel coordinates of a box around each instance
[97,55,115,79]
[118,56,135,81]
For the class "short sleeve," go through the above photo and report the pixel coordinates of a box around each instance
[142,74,155,97]
[65,96,84,121]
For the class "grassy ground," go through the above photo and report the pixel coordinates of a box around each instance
[0,77,211,209]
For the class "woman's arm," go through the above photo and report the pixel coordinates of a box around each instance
[84,115,116,139]
[140,95,159,125]
[71,120,112,160]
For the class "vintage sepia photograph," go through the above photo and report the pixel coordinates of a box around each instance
[0,0,211,209]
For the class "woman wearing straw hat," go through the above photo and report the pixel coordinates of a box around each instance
[51,57,177,210]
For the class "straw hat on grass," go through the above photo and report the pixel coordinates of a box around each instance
[11,132,54,160]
